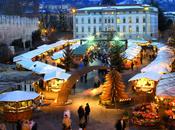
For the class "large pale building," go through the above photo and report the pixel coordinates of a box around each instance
[0,15,38,47]
[73,4,158,40]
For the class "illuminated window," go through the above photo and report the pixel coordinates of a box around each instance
[117,18,121,23]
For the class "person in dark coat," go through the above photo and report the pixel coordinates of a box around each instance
[115,119,126,130]
[78,106,85,121]
[131,61,134,70]
[31,122,38,130]
[16,120,22,130]
[85,103,90,123]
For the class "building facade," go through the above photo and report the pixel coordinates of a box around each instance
[0,15,39,47]
[73,5,158,40]
[164,12,175,24]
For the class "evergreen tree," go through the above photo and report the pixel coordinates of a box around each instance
[100,69,129,105]
[63,43,74,72]
[101,0,116,6]
[109,42,124,71]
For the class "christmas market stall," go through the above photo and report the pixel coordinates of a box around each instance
[155,72,175,119]
[43,71,71,92]
[141,46,174,74]
[0,91,39,122]
[129,72,162,93]
[122,44,141,69]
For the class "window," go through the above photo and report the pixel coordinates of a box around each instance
[117,18,121,23]
[99,18,102,23]
[129,26,132,32]
[143,17,146,23]
[123,18,126,23]
[108,18,110,23]
[117,26,120,32]
[111,18,114,23]
[136,26,139,32]
[76,27,78,32]
[94,26,96,34]
[81,18,84,24]
[143,26,146,32]
[105,18,107,23]
[88,18,91,24]
[123,26,126,32]
[88,26,91,32]
[82,26,84,32]
[129,17,132,23]
[76,18,78,23]
[99,26,102,32]
[94,18,96,24]
[136,17,139,23]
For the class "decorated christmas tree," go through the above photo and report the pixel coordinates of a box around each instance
[100,68,129,105]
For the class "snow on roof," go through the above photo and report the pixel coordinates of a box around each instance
[52,50,64,60]
[0,91,39,102]
[161,72,175,79]
[17,59,35,70]
[122,44,141,60]
[141,45,174,74]
[44,71,71,81]
[31,61,63,75]
[156,77,175,97]
[78,5,147,11]
[129,72,162,81]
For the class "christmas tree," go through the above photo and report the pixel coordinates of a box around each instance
[100,68,129,105]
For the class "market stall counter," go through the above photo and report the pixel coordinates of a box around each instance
[0,91,39,122]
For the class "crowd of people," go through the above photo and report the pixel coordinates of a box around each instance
[62,103,91,130]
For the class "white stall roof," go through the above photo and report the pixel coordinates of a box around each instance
[161,72,175,79]
[129,72,162,81]
[16,59,35,70]
[0,91,39,102]
[31,61,59,74]
[52,50,64,60]
[44,71,71,81]
[156,78,175,97]
[122,44,141,60]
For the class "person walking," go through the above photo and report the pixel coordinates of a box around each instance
[16,120,22,130]
[131,61,134,70]
[62,114,72,130]
[78,106,85,121]
[22,120,30,130]
[115,118,126,130]
[85,103,90,123]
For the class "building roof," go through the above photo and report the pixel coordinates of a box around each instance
[78,4,158,12]
[0,91,39,102]
[44,71,71,81]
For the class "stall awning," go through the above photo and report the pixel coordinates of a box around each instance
[161,72,175,79]
[0,91,39,102]
[129,72,162,82]
[44,71,71,81]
